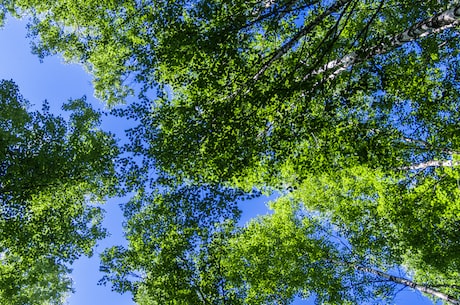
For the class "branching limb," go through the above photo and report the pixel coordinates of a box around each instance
[304,5,460,82]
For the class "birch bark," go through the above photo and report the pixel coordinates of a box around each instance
[305,5,460,82]
[354,265,460,305]
[399,160,460,171]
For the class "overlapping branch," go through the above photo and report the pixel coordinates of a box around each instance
[305,5,460,82]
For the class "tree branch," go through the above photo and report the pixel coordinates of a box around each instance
[354,265,460,305]
[304,5,460,82]
[401,137,460,155]
[253,0,351,81]
[398,160,460,171]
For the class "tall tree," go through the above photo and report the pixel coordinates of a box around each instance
[3,1,460,304]
[99,182,246,305]
[3,1,459,178]
[101,181,460,304]
[222,197,460,304]
[0,79,118,304]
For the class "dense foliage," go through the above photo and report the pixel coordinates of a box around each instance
[1,0,460,304]
[0,80,118,304]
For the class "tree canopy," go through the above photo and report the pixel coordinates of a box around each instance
[1,0,460,304]
[0,79,118,304]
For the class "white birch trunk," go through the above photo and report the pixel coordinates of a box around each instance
[399,160,460,171]
[305,5,460,81]
[354,265,460,305]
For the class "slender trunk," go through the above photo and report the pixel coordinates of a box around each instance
[354,265,460,305]
[226,0,350,100]
[252,0,351,81]
[305,5,460,81]
[399,160,460,171]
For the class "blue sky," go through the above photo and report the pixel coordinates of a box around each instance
[0,17,136,305]
[0,19,269,305]
[0,16,439,305]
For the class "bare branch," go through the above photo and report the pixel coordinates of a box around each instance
[225,0,352,101]
[253,0,352,81]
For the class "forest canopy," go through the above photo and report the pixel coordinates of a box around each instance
[0,79,117,304]
[1,0,460,304]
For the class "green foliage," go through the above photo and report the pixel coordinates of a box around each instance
[222,197,399,304]
[99,182,245,305]
[2,0,460,304]
[0,255,72,305]
[290,165,460,291]
[93,1,460,304]
[0,79,118,304]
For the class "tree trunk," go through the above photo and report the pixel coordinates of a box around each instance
[305,5,460,82]
[399,160,460,171]
[252,0,351,81]
[354,265,460,305]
